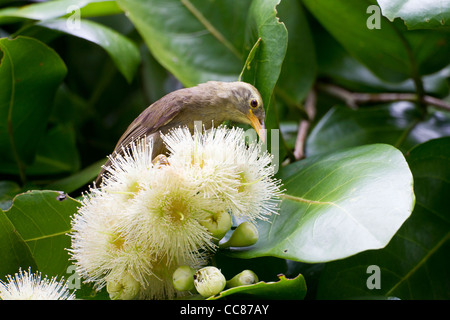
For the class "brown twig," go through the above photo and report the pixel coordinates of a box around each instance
[293,90,316,160]
[317,83,450,112]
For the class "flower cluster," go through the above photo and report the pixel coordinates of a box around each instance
[0,268,74,300]
[70,126,283,300]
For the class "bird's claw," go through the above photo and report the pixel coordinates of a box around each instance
[152,154,170,168]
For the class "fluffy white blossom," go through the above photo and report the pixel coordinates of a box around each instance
[69,189,154,290]
[0,268,75,300]
[162,126,283,221]
[70,125,283,300]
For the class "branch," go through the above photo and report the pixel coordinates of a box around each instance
[317,83,450,112]
[293,90,316,160]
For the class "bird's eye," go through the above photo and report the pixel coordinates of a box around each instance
[250,99,258,109]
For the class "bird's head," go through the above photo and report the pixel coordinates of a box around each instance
[223,81,266,143]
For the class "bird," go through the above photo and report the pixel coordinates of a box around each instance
[96,80,266,184]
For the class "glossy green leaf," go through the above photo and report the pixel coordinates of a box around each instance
[306,103,450,156]
[229,144,415,263]
[378,0,450,30]
[208,274,306,300]
[0,36,67,172]
[303,0,411,82]
[118,0,287,109]
[0,124,81,175]
[26,124,80,175]
[240,0,288,109]
[303,0,450,82]
[4,190,80,278]
[0,1,137,82]
[275,0,316,104]
[0,0,120,24]
[45,158,105,194]
[0,181,20,211]
[117,0,250,86]
[404,28,450,77]
[36,18,140,83]
[0,209,37,279]
[315,29,450,97]
[317,137,450,299]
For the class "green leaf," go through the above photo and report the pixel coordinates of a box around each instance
[26,124,81,175]
[317,137,450,299]
[306,103,450,157]
[0,208,37,279]
[0,36,67,174]
[303,0,412,82]
[0,0,121,24]
[229,144,415,263]
[4,190,80,278]
[241,0,288,109]
[208,274,306,300]
[117,0,251,87]
[275,0,316,104]
[0,181,21,211]
[377,0,450,30]
[0,0,137,82]
[315,30,450,96]
[303,0,450,82]
[118,0,287,117]
[36,18,140,83]
[0,124,82,176]
[46,158,105,194]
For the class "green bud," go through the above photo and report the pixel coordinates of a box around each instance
[219,222,258,248]
[172,265,196,292]
[193,266,226,297]
[199,210,232,241]
[226,270,259,288]
[106,273,140,300]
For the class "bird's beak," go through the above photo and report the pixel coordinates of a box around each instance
[247,109,266,143]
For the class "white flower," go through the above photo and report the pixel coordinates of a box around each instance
[69,188,154,290]
[100,137,155,198]
[231,138,284,221]
[0,268,75,300]
[123,164,218,266]
[162,126,241,202]
[70,139,218,299]
[70,125,283,300]
[162,125,283,221]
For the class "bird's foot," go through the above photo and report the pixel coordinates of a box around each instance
[152,154,170,168]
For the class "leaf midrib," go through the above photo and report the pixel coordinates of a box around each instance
[180,0,242,60]
[385,231,450,297]
[0,42,24,177]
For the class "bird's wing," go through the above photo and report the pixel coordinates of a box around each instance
[112,94,185,153]
[96,94,186,184]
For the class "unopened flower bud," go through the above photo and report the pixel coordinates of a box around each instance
[193,266,226,297]
[226,270,259,288]
[219,222,258,248]
[172,265,196,292]
[199,210,232,241]
[106,273,140,300]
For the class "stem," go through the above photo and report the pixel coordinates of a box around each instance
[239,37,261,81]
[317,83,450,112]
[390,25,428,115]
[293,90,316,160]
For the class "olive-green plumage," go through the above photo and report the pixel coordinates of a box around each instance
[96,81,265,184]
